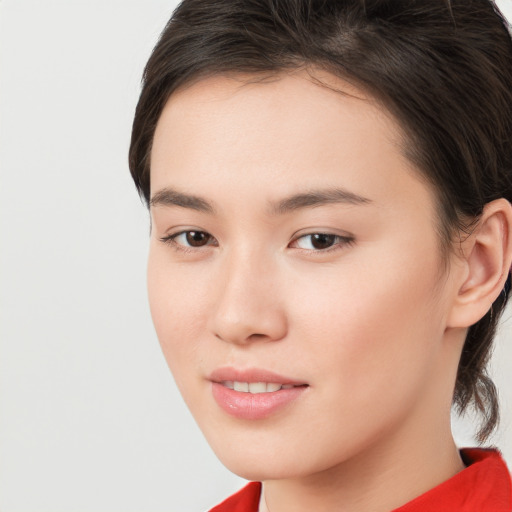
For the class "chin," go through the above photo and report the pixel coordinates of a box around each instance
[205,430,348,482]
[216,452,304,482]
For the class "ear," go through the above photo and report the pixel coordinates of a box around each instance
[447,198,512,328]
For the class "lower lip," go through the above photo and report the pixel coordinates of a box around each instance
[211,382,307,420]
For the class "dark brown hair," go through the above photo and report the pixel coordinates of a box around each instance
[129,0,512,442]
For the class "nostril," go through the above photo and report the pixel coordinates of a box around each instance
[210,300,288,345]
[215,332,270,343]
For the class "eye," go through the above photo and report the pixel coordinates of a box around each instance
[160,230,217,249]
[291,233,354,251]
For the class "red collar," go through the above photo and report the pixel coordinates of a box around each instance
[209,448,512,512]
[394,448,512,512]
[209,481,261,512]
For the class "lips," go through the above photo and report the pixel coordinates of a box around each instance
[209,367,308,420]
[209,367,307,386]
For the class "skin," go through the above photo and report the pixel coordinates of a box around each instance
[147,70,508,512]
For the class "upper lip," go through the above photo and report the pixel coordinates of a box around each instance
[209,367,307,386]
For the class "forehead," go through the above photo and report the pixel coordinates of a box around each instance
[150,69,431,214]
[155,69,393,142]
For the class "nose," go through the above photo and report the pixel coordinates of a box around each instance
[208,250,288,345]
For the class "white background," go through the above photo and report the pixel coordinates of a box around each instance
[1,1,511,511]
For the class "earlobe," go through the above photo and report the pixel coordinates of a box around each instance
[447,198,512,329]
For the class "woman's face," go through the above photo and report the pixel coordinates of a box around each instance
[148,71,463,480]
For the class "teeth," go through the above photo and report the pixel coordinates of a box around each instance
[224,381,289,393]
[234,381,249,392]
[248,382,267,394]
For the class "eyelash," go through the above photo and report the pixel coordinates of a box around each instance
[159,230,355,254]
[290,233,355,253]
[159,231,218,253]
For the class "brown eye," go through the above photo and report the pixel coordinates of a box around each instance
[309,234,336,250]
[160,230,216,249]
[295,233,337,250]
[185,231,211,247]
[291,233,354,252]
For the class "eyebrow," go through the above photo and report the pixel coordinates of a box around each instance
[150,187,215,214]
[271,188,372,214]
[149,186,372,215]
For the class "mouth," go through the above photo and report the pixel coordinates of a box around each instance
[209,367,309,420]
[209,367,308,389]
[220,381,305,393]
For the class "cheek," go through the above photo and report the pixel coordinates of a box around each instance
[147,246,209,382]
[289,242,446,405]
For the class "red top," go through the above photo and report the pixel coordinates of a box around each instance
[209,448,512,512]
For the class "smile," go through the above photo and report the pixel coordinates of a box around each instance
[209,368,309,420]
[221,381,297,393]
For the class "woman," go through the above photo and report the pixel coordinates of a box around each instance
[129,0,512,510]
